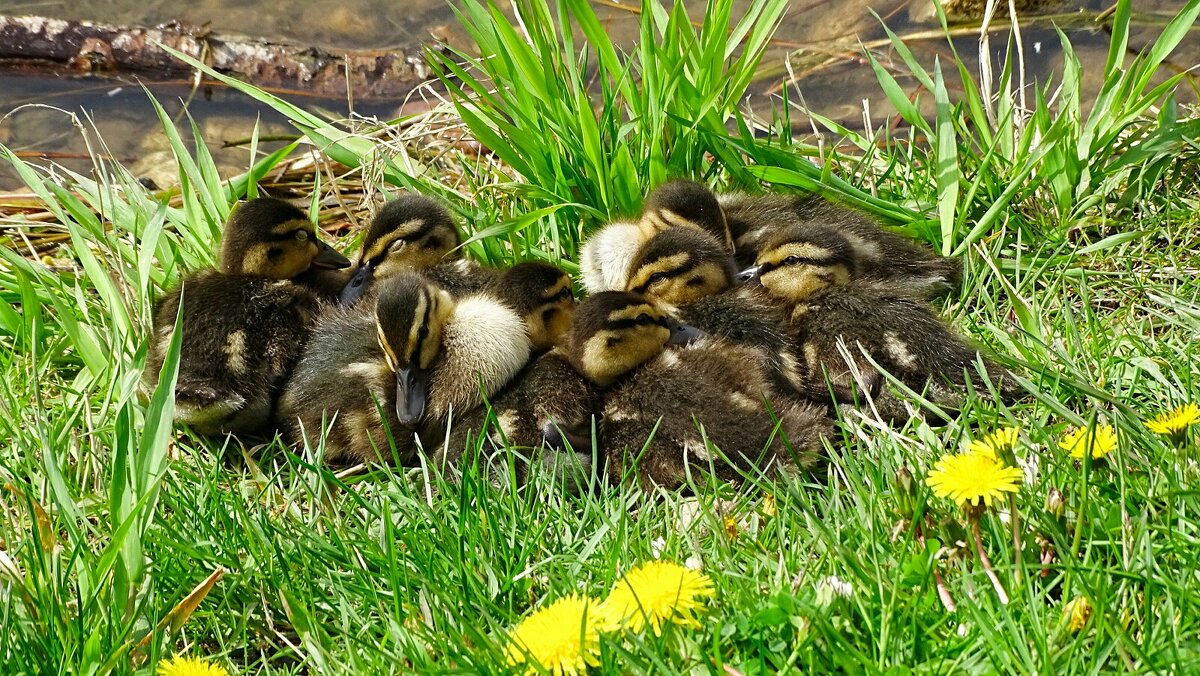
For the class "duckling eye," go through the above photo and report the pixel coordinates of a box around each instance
[294,230,309,242]
[418,326,429,339]
[557,287,574,301]
[389,239,408,253]
[783,256,801,266]
[647,272,667,285]
[636,313,653,324]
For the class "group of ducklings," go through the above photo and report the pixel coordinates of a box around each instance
[147,181,1016,490]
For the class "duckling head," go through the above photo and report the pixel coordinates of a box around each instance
[340,194,462,304]
[219,197,350,279]
[487,261,577,351]
[640,179,733,250]
[624,226,734,307]
[741,224,858,302]
[567,291,702,387]
[373,273,456,425]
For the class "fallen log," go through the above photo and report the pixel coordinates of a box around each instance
[0,15,443,101]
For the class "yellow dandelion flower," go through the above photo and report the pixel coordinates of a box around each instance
[1059,425,1118,460]
[925,451,1022,508]
[722,515,739,539]
[1145,404,1199,444]
[1062,596,1092,633]
[760,494,777,518]
[598,560,715,635]
[506,594,604,676]
[156,656,229,676]
[968,427,1019,460]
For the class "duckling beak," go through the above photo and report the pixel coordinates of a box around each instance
[311,239,351,270]
[339,261,375,305]
[666,321,705,345]
[395,361,428,426]
[736,265,761,284]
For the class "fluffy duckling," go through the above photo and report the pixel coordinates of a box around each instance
[146,197,351,437]
[746,228,1015,416]
[279,262,568,465]
[580,179,733,295]
[623,225,820,402]
[339,194,496,305]
[725,193,961,298]
[569,292,830,490]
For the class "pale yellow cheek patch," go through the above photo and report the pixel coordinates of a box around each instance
[376,324,399,373]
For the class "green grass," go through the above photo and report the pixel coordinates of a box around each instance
[3,0,1200,671]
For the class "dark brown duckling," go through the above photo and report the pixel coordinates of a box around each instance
[146,197,350,437]
[339,193,497,305]
[746,227,1017,418]
[568,292,830,490]
[725,193,961,299]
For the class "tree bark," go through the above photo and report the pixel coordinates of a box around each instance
[0,15,441,101]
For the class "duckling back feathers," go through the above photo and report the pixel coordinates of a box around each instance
[275,300,412,465]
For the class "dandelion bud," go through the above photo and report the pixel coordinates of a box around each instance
[894,466,916,518]
[1062,596,1092,633]
[1046,487,1065,519]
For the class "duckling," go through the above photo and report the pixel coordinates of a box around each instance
[279,262,566,466]
[724,193,961,298]
[623,225,822,403]
[338,193,497,305]
[579,180,735,295]
[568,291,830,490]
[146,197,351,437]
[639,179,734,251]
[746,228,1016,417]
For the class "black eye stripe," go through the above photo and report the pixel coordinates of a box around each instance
[270,229,310,242]
[608,315,669,330]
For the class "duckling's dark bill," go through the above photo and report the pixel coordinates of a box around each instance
[311,240,351,270]
[340,262,375,305]
[667,322,704,345]
[736,265,760,283]
[396,362,428,425]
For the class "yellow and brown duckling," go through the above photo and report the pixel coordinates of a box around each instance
[746,227,1016,416]
[146,197,350,437]
[568,291,830,490]
[430,300,598,486]
[727,193,961,299]
[623,225,820,402]
[580,179,734,295]
[278,262,570,466]
[339,193,496,305]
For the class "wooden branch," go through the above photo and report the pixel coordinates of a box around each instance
[0,15,444,101]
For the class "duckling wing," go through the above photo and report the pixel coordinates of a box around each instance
[793,284,1011,415]
[425,295,531,424]
[277,306,418,465]
[428,350,597,487]
[678,288,805,398]
[427,259,498,297]
[147,274,319,437]
[602,343,829,489]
